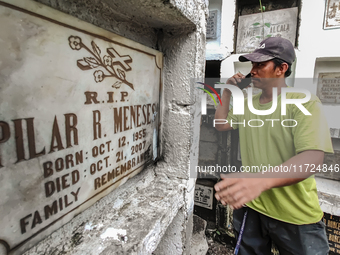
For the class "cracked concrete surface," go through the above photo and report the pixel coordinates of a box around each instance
[24,168,185,255]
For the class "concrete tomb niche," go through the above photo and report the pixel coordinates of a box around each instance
[236,7,298,53]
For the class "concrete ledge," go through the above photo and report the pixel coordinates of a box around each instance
[316,177,340,216]
[190,215,209,255]
[23,167,186,255]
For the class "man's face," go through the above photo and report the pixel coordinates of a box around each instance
[250,60,277,88]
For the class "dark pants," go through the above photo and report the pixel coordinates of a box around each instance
[233,207,329,255]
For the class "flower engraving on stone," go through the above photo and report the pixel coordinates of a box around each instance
[68,36,134,90]
[69,36,82,50]
[94,70,104,83]
[103,55,112,66]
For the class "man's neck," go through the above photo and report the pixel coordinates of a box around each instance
[259,79,287,104]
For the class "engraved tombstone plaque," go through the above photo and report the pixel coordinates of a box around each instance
[317,73,340,104]
[194,184,213,210]
[324,0,340,29]
[0,0,163,254]
[236,7,298,53]
[324,213,340,254]
[207,10,218,39]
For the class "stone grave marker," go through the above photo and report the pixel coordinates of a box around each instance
[317,72,340,104]
[0,0,163,254]
[236,7,298,53]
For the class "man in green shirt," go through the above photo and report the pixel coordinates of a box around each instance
[214,37,333,254]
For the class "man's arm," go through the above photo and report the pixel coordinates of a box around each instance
[214,73,244,131]
[264,150,324,188]
[214,150,324,209]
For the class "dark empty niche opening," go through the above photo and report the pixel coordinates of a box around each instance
[204,60,221,95]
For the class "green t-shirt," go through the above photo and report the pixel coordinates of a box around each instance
[226,91,334,225]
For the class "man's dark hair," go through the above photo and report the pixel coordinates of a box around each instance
[272,58,292,77]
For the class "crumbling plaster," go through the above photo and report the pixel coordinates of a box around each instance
[22,0,208,254]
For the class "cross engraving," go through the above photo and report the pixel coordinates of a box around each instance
[69,36,134,90]
[107,48,132,71]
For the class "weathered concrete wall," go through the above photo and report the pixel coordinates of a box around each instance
[198,111,231,180]
[154,1,207,251]
[33,0,202,49]
[17,0,208,254]
[153,208,191,255]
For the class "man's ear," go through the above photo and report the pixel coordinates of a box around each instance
[276,63,288,76]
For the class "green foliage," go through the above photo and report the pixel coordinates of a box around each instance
[252,1,271,40]
[258,0,267,40]
[259,0,264,13]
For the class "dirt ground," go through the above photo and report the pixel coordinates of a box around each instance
[205,227,235,255]
[206,238,234,255]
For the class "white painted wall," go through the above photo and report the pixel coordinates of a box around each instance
[220,0,236,55]
[297,0,340,129]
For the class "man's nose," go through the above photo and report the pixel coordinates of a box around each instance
[250,67,257,76]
